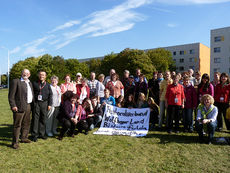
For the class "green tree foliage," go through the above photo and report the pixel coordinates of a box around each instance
[100,53,117,76]
[65,59,89,81]
[1,74,7,85]
[86,59,102,76]
[146,48,175,72]
[114,48,155,79]
[36,54,53,81]
[10,55,90,83]
[10,57,40,81]
[51,56,67,83]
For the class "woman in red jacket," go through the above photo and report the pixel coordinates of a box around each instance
[165,74,185,133]
[76,78,90,104]
[214,73,230,131]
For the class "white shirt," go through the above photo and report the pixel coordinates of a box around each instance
[50,85,61,107]
[21,77,33,104]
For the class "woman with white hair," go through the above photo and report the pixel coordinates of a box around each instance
[196,94,218,144]
[46,75,61,137]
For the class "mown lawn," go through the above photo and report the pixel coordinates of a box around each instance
[0,89,229,172]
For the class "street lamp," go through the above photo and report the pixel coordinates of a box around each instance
[0,46,10,88]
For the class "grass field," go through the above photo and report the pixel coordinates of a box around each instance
[0,89,229,172]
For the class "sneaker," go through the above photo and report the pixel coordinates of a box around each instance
[58,136,63,141]
[39,136,47,140]
[31,136,38,142]
[47,132,53,137]
[12,143,19,149]
[89,124,95,131]
[21,139,32,143]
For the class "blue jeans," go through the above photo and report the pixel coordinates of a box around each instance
[195,120,217,142]
[183,108,194,130]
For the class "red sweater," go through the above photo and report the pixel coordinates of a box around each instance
[165,83,185,106]
[214,83,230,103]
[76,84,90,98]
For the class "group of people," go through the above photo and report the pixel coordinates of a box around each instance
[8,68,230,149]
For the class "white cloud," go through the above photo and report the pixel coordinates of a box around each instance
[10,46,21,54]
[151,6,174,13]
[11,0,230,56]
[154,0,230,5]
[57,0,150,49]
[49,20,81,33]
[22,35,54,56]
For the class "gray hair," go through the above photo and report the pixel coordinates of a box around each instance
[51,75,59,81]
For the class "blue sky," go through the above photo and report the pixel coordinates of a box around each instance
[0,0,230,74]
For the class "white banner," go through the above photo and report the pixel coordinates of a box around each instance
[93,104,150,137]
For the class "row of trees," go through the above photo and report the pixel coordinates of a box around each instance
[10,48,175,83]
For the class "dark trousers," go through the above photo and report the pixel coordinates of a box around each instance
[167,105,181,132]
[12,104,31,144]
[76,118,94,132]
[31,101,48,137]
[215,102,230,130]
[195,121,217,142]
[59,118,76,137]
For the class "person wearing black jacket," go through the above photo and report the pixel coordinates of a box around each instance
[8,69,34,149]
[31,70,52,142]
[148,71,160,105]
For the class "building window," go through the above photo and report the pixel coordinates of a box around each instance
[189,49,195,54]
[173,59,176,62]
[189,66,195,70]
[189,58,194,62]
[179,58,184,63]
[179,66,184,71]
[214,47,221,53]
[180,51,185,55]
[214,68,220,73]
[173,51,176,55]
[214,36,222,42]
[214,58,221,63]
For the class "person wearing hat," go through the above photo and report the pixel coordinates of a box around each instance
[75,72,82,85]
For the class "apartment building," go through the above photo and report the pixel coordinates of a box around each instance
[162,43,210,75]
[210,26,230,79]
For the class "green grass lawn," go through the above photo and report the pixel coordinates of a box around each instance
[0,89,229,173]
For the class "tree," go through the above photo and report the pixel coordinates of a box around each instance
[146,48,175,72]
[1,74,7,85]
[65,59,89,80]
[10,57,40,81]
[113,48,155,79]
[100,52,117,76]
[52,56,67,83]
[36,54,53,82]
[86,58,102,76]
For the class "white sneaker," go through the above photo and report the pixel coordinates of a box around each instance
[47,132,53,137]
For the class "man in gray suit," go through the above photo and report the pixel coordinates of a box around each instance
[8,69,34,149]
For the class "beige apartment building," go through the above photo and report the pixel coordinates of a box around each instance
[210,26,230,79]
[162,43,210,75]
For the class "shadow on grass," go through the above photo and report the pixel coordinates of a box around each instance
[0,124,13,147]
[145,132,198,144]
[145,131,230,145]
